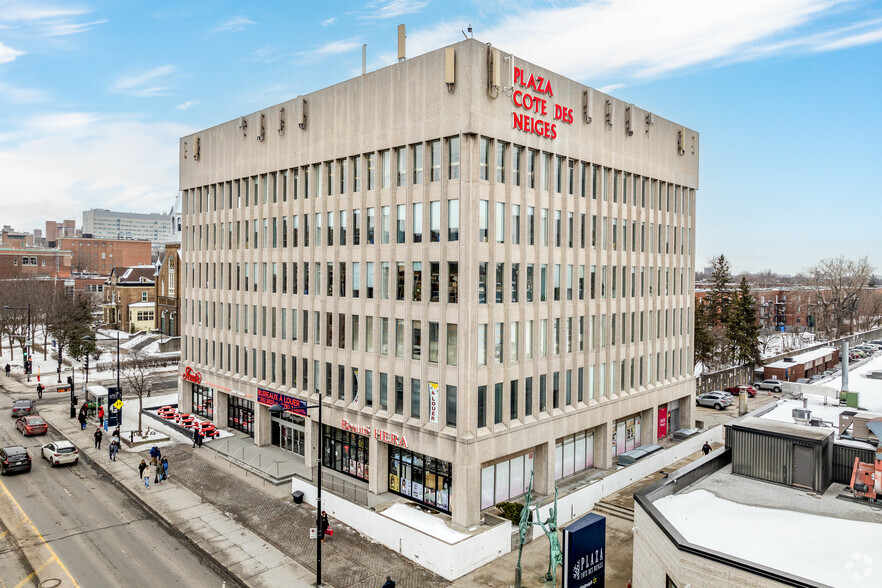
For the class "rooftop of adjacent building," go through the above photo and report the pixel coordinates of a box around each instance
[765,346,838,368]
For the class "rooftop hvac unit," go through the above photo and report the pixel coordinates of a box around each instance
[792,408,811,425]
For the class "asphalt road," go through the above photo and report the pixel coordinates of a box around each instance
[0,395,227,588]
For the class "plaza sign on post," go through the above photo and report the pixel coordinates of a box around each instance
[563,513,605,588]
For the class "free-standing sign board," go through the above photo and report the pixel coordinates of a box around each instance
[107,386,121,427]
[563,513,605,588]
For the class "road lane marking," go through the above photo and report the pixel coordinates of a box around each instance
[13,555,60,588]
[0,478,79,587]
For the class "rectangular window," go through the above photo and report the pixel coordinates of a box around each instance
[396,147,406,187]
[411,378,421,418]
[381,206,390,244]
[478,385,487,428]
[496,202,505,243]
[479,137,490,180]
[478,262,488,304]
[412,143,423,184]
[525,377,533,416]
[446,323,458,366]
[395,318,404,358]
[412,261,422,301]
[494,322,503,364]
[397,204,406,243]
[412,202,422,243]
[430,139,441,181]
[448,136,460,179]
[448,199,459,241]
[496,142,506,183]
[367,153,376,190]
[494,382,503,424]
[380,373,388,410]
[365,369,373,407]
[511,263,520,303]
[428,322,439,363]
[510,321,519,361]
[430,262,440,302]
[448,262,458,302]
[380,149,390,188]
[478,324,487,366]
[446,385,457,427]
[395,376,404,415]
[429,201,440,242]
[479,200,489,242]
[412,320,421,360]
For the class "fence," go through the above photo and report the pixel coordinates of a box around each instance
[832,443,874,484]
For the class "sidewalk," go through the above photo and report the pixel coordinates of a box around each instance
[1,374,315,588]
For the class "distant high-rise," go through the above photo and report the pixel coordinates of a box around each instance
[82,208,177,243]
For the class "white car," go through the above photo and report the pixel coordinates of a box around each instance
[42,440,79,467]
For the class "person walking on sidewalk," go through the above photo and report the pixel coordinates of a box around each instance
[702,441,712,456]
[4,364,9,377]
[192,429,202,448]
[320,510,330,543]
[94,428,103,449]
[138,460,150,489]
[154,460,164,486]
[161,456,169,481]
[149,445,161,465]
[108,438,119,461]
[98,406,105,427]
[382,576,396,588]
[78,411,87,431]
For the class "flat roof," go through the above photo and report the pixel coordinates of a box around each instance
[653,464,882,586]
[766,347,837,369]
[728,415,833,441]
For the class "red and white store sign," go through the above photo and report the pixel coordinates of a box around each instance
[341,419,408,448]
[511,66,573,140]
[181,367,202,384]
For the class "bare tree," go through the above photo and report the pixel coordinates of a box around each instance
[119,349,156,434]
[805,256,874,338]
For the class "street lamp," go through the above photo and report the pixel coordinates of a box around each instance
[268,398,324,586]
[3,304,31,382]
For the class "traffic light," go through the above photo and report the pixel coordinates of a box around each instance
[67,376,73,385]
[24,360,31,374]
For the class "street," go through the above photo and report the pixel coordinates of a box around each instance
[0,392,227,588]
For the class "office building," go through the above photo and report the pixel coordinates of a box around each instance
[178,38,699,527]
[83,208,176,242]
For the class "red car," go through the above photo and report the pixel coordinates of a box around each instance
[16,415,48,436]
[725,385,758,398]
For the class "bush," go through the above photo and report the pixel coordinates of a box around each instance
[496,501,531,524]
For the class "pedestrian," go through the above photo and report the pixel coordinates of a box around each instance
[98,406,105,427]
[78,411,87,431]
[702,441,712,456]
[382,576,395,588]
[36,383,43,399]
[112,426,121,440]
[149,445,161,465]
[161,456,169,481]
[94,428,103,449]
[108,438,119,461]
[4,364,9,377]
[197,428,203,447]
[192,428,202,448]
[320,510,329,543]
[154,460,164,486]
[138,459,149,489]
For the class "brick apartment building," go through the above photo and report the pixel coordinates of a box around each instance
[0,247,72,280]
[58,237,152,276]
[154,242,181,337]
[103,265,155,332]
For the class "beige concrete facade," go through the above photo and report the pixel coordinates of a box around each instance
[178,39,699,527]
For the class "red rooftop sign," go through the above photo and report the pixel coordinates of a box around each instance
[511,66,573,140]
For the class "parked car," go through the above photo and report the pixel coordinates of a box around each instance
[16,415,48,436]
[796,378,811,384]
[41,440,79,467]
[696,392,733,410]
[757,379,784,393]
[11,399,36,418]
[0,446,32,475]
[725,385,758,398]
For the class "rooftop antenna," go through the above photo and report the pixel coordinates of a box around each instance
[461,24,472,40]
[362,43,367,75]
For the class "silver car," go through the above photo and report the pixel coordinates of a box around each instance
[41,440,79,467]
[696,392,733,410]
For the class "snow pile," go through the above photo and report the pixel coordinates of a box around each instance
[655,489,882,586]
[382,503,469,544]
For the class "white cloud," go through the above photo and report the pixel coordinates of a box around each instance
[247,44,279,62]
[175,100,199,110]
[363,0,429,19]
[41,19,107,36]
[0,112,192,232]
[0,41,25,64]
[315,39,360,54]
[112,65,177,97]
[406,0,877,85]
[210,15,256,34]
[322,17,337,26]
[597,83,625,94]
[0,81,47,103]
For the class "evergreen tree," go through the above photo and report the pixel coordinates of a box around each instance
[727,277,762,365]
[706,255,733,366]
[693,300,715,373]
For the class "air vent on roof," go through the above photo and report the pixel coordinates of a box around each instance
[582,89,593,124]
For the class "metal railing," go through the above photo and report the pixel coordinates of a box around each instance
[314,466,370,506]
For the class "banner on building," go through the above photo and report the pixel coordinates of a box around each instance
[658,406,668,438]
[428,382,439,423]
[563,513,605,588]
[257,387,308,417]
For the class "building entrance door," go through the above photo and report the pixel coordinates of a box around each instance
[792,444,814,489]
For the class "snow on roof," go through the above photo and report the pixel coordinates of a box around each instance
[128,301,155,308]
[655,488,882,587]
[765,346,838,368]
[382,503,469,544]
[730,415,833,441]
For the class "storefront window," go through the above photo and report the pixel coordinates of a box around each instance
[228,396,254,437]
[480,452,534,510]
[322,425,369,482]
[272,411,305,455]
[192,384,214,419]
[389,447,451,513]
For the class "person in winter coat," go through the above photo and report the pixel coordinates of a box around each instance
[97,406,105,426]
[94,428,103,449]
[154,460,164,486]
[382,576,396,588]
[160,456,169,480]
[108,439,119,461]
[320,510,330,542]
[149,445,161,465]
[4,364,9,377]
[702,441,712,456]
[192,429,202,448]
[112,426,121,441]
[138,460,150,489]
[78,411,87,431]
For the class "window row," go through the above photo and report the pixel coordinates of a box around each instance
[186,200,461,252]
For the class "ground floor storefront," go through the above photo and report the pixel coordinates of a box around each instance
[179,368,694,527]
